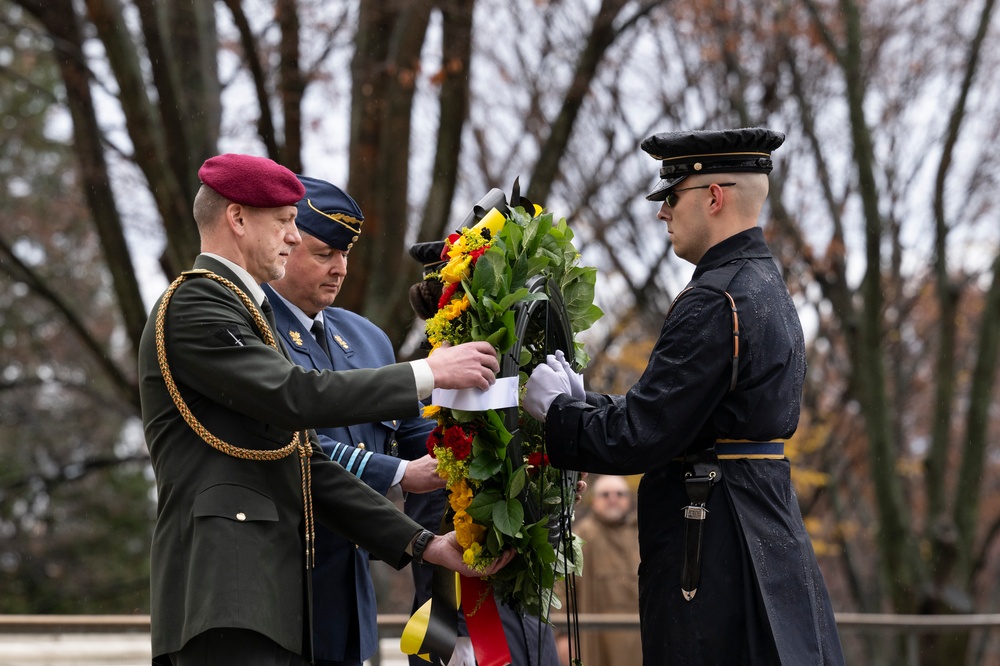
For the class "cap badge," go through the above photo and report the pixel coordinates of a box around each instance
[289,330,304,347]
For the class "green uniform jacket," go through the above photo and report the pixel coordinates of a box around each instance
[138,255,423,660]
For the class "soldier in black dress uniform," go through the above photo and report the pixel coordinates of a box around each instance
[523,129,845,665]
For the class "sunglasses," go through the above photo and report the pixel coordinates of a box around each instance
[664,182,736,208]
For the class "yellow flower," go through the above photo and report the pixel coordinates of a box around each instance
[454,510,486,549]
[422,404,441,420]
[439,294,470,321]
[425,298,469,349]
[448,479,474,513]
[432,446,469,486]
[462,542,483,566]
[440,254,472,284]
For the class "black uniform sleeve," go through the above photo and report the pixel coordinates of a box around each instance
[545,288,735,474]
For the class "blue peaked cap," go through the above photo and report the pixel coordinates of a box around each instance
[294,175,364,251]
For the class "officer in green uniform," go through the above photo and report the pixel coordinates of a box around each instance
[139,153,510,665]
[524,129,845,665]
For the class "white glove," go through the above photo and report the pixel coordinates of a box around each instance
[447,637,475,666]
[553,349,585,401]
[524,355,573,421]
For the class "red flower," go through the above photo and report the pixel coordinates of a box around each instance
[446,233,460,250]
[426,425,443,457]
[438,281,461,309]
[526,451,549,468]
[443,425,474,461]
[468,246,488,264]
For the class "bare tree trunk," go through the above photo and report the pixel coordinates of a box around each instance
[277,0,303,173]
[946,0,998,583]
[12,0,148,363]
[839,0,919,612]
[133,0,220,206]
[926,0,997,585]
[347,0,433,343]
[420,0,474,242]
[84,0,200,278]
[221,0,281,162]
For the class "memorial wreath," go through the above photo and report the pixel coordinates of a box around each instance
[421,200,603,619]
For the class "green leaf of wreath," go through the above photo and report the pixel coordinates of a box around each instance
[467,488,503,522]
[508,464,527,498]
[494,497,525,537]
[471,247,507,296]
[469,451,503,480]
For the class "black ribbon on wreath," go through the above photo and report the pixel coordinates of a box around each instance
[407,182,583,665]
[501,274,583,664]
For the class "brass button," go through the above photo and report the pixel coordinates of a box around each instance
[358,443,366,450]
[392,420,398,427]
[236,512,246,521]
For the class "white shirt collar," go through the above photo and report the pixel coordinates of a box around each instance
[201,253,267,305]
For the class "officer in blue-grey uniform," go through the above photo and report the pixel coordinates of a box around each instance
[524,128,846,665]
[264,175,443,666]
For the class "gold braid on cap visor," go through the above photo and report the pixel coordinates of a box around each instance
[306,199,363,232]
[651,150,772,162]
[155,270,316,569]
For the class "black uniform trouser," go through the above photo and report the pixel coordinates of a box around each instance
[168,628,307,666]
[637,467,780,665]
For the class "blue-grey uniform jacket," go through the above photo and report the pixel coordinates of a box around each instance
[263,283,435,663]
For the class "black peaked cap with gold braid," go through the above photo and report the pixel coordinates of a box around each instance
[641,127,785,201]
[294,174,364,251]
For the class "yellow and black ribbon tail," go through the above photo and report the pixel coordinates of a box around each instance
[401,560,460,661]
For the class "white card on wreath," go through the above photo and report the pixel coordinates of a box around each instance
[432,376,520,411]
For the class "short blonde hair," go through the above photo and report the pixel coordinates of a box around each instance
[728,173,769,219]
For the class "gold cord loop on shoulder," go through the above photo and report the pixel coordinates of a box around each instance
[155,270,316,568]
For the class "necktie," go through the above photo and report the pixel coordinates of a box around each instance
[311,318,332,361]
[260,297,278,333]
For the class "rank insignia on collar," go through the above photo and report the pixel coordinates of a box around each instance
[289,330,304,347]
[334,334,350,351]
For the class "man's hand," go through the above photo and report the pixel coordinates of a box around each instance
[421,532,515,577]
[575,471,589,504]
[523,356,573,421]
[426,341,499,391]
[553,350,585,400]
[399,454,447,493]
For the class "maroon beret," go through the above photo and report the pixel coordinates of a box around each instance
[198,153,306,208]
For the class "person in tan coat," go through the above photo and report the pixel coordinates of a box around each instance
[570,475,642,666]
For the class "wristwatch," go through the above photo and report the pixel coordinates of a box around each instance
[410,529,434,564]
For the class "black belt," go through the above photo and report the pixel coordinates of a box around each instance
[679,441,785,601]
